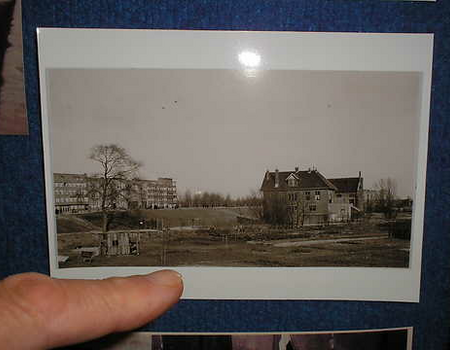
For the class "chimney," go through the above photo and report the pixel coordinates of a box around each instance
[265,170,270,181]
[275,169,279,188]
[295,166,299,172]
[358,171,363,190]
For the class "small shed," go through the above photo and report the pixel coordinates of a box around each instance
[99,231,141,256]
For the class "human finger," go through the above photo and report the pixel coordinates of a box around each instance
[0,270,183,350]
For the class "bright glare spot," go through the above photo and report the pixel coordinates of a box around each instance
[238,51,261,68]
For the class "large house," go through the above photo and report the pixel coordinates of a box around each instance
[260,167,364,226]
[53,173,178,214]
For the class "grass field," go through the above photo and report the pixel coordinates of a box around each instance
[57,208,410,268]
[57,207,254,233]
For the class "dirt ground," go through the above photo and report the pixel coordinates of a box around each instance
[58,215,410,268]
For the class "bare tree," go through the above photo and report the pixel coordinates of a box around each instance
[136,180,147,209]
[225,194,232,207]
[374,178,398,219]
[262,192,289,226]
[246,189,264,220]
[88,144,142,232]
[181,189,193,208]
[293,193,308,227]
[120,180,141,210]
[73,186,88,210]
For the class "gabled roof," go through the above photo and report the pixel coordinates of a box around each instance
[261,170,338,191]
[328,177,360,193]
[286,173,299,180]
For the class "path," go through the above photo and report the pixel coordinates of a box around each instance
[271,234,388,247]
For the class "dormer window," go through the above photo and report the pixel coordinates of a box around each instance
[286,173,299,187]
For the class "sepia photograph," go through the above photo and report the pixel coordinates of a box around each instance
[38,29,432,301]
[0,0,28,135]
[67,328,412,350]
[48,68,420,269]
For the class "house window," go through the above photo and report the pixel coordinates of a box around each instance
[315,190,321,201]
[288,178,297,187]
[337,194,342,198]
[309,204,317,211]
[305,191,311,201]
[288,193,299,202]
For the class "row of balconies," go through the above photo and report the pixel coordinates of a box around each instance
[54,182,87,188]
[55,190,87,196]
[55,197,89,203]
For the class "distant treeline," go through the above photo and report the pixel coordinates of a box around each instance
[178,189,261,208]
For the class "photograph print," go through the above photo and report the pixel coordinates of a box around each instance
[38,29,432,301]
[48,66,422,269]
[0,0,28,135]
[68,328,412,350]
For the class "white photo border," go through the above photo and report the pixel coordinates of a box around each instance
[37,28,433,302]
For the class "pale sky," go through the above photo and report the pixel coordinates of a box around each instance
[48,69,422,198]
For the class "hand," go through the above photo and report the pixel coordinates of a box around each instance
[0,270,183,350]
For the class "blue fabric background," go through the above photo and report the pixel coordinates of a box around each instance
[0,0,449,349]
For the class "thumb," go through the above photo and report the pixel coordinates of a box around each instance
[0,270,183,350]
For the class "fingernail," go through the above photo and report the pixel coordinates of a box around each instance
[144,270,183,287]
